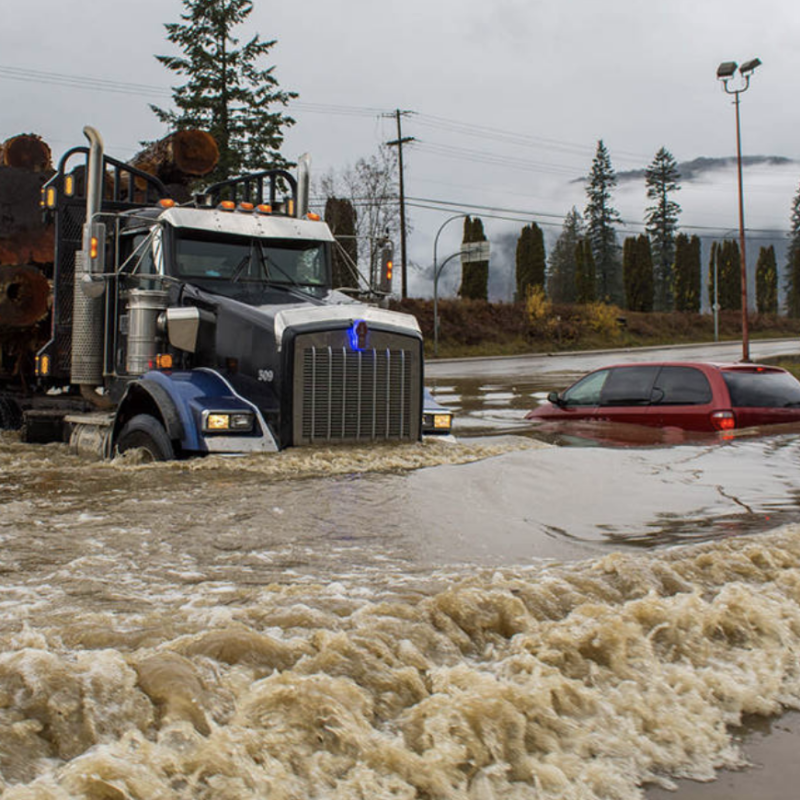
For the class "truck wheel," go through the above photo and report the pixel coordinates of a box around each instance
[116,414,175,461]
[0,398,22,430]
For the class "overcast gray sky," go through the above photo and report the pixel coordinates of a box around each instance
[3,0,799,296]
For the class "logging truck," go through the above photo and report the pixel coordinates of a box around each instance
[0,127,430,460]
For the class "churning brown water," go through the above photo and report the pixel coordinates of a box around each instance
[4,427,800,799]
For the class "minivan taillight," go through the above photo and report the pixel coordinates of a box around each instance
[710,410,735,431]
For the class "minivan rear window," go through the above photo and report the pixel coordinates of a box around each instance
[722,370,800,408]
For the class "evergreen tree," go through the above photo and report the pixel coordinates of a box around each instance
[622,235,654,312]
[785,182,800,316]
[788,247,800,318]
[152,0,297,182]
[575,237,596,304]
[755,245,778,314]
[673,233,701,312]
[584,140,623,303]
[547,207,583,304]
[644,146,682,311]
[324,197,358,289]
[515,222,546,300]
[708,239,741,311]
[459,216,489,300]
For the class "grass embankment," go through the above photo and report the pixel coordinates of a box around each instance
[392,297,800,360]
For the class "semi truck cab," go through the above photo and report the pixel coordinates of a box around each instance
[28,127,424,460]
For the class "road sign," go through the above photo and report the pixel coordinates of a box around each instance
[460,241,490,264]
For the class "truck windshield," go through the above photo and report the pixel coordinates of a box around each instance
[173,230,329,293]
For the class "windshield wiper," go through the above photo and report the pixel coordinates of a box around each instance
[231,241,255,282]
[256,240,304,289]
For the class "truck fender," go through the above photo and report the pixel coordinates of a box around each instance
[112,378,187,452]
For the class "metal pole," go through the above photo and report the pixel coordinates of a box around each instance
[385,111,415,300]
[733,91,750,362]
[433,213,467,357]
[713,251,719,342]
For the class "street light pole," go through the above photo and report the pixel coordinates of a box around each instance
[433,213,468,357]
[717,57,761,362]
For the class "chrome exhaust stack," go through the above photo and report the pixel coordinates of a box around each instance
[70,126,106,388]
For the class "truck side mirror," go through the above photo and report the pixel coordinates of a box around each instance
[80,273,106,299]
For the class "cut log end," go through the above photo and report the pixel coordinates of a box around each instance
[0,134,53,172]
[171,130,219,177]
[129,130,219,185]
[0,264,51,329]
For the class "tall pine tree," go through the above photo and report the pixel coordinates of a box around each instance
[459,216,489,301]
[584,140,622,304]
[755,245,778,315]
[575,237,596,304]
[673,233,701,312]
[622,235,654,312]
[644,147,681,311]
[324,198,359,289]
[515,222,546,301]
[547,207,583,303]
[786,182,800,316]
[152,0,297,182]
[708,240,741,311]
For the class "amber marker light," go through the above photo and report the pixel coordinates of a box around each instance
[90,237,100,259]
[256,204,272,214]
[45,187,56,208]
[306,212,321,221]
[156,354,173,370]
[158,198,176,209]
[36,354,50,376]
[218,201,236,211]
[64,175,75,197]
[238,202,254,211]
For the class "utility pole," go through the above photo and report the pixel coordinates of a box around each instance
[386,109,415,299]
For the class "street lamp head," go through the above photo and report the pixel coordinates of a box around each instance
[739,57,761,75]
[717,61,738,79]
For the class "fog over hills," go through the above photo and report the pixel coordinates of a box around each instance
[436,156,800,310]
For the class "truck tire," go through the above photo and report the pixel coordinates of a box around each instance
[116,414,175,461]
[0,397,22,430]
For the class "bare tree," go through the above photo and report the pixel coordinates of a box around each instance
[317,145,400,288]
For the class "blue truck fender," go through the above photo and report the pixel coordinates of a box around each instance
[111,374,197,453]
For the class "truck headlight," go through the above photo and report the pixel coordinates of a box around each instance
[203,412,254,432]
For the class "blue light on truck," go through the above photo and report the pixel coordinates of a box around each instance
[348,320,368,351]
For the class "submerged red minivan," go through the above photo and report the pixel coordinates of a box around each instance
[526,362,800,432]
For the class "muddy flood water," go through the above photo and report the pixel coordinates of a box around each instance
[4,358,800,799]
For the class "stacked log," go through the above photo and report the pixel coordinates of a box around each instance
[0,135,55,365]
[0,133,52,172]
[0,265,50,329]
[130,130,219,184]
[128,130,219,202]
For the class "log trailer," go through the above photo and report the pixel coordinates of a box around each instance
[0,127,424,459]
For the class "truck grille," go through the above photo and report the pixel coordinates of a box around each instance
[292,331,421,445]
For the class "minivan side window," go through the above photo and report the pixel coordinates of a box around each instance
[652,366,712,405]
[599,366,659,406]
[562,369,610,406]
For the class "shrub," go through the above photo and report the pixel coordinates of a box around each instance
[584,302,622,338]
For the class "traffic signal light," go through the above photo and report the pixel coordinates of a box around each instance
[378,242,394,294]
